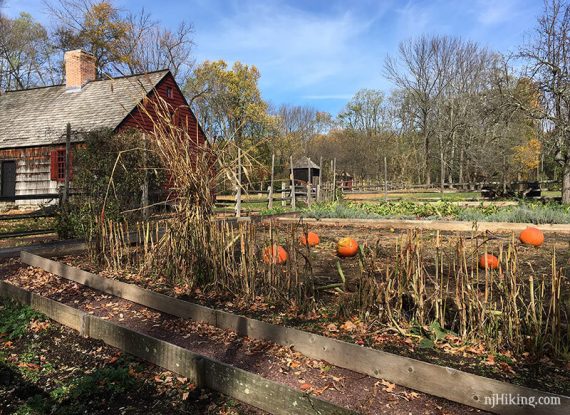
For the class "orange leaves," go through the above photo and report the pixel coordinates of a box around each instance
[29,319,50,333]
[17,362,41,371]
[379,379,396,393]
[340,320,357,333]
[326,323,338,333]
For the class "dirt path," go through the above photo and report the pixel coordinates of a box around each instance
[1,260,487,415]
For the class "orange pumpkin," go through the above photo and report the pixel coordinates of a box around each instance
[263,245,288,265]
[299,231,320,247]
[519,226,544,247]
[479,254,499,270]
[337,237,359,257]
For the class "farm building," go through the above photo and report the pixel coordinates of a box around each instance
[0,49,206,205]
[292,156,320,186]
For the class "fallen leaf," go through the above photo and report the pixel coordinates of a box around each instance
[300,383,312,391]
[380,379,396,393]
[340,320,357,332]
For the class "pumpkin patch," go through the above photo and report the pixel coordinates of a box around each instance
[337,237,359,257]
[519,226,544,247]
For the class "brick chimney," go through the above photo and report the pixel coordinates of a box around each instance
[64,50,96,90]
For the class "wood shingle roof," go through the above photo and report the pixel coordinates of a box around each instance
[0,69,169,148]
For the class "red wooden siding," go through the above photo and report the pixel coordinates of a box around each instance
[117,73,206,144]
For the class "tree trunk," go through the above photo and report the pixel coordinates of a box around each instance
[459,147,464,186]
[563,161,570,204]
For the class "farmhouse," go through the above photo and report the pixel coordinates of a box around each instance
[0,49,205,204]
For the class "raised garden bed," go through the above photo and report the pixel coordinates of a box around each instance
[0,267,482,415]
[3,252,569,414]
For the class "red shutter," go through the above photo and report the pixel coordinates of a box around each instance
[50,150,58,181]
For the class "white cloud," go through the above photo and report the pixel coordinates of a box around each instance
[475,0,517,25]
[194,1,385,92]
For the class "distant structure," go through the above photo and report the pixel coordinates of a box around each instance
[292,156,320,186]
[336,171,353,191]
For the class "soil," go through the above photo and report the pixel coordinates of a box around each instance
[0,258,487,415]
[0,298,262,415]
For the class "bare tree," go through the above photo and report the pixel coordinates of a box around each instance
[518,0,570,203]
[384,35,454,185]
[46,0,194,80]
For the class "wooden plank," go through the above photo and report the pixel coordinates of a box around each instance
[0,280,31,305]
[271,217,570,234]
[21,252,570,414]
[202,358,353,415]
[216,310,569,414]
[0,281,85,334]
[21,251,217,325]
[88,316,203,383]
[1,281,356,415]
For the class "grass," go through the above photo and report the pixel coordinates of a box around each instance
[303,201,570,224]
[346,191,481,202]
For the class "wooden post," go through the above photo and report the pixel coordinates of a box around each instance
[332,158,336,202]
[268,153,274,209]
[384,156,388,202]
[142,133,149,221]
[306,182,311,207]
[290,156,296,210]
[317,156,322,202]
[235,148,242,218]
[281,182,286,207]
[63,123,71,206]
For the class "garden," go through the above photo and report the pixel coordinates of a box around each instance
[2,98,568,414]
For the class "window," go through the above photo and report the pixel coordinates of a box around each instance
[166,87,173,98]
[50,149,72,182]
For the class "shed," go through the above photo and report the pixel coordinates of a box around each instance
[336,171,353,191]
[292,156,320,186]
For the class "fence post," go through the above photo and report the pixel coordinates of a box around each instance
[63,123,71,206]
[281,182,286,207]
[290,156,296,210]
[235,148,242,218]
[384,156,388,202]
[332,158,336,202]
[142,132,149,221]
[317,156,322,202]
[268,153,274,209]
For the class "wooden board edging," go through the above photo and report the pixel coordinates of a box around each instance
[20,251,570,415]
[270,217,570,233]
[0,280,355,415]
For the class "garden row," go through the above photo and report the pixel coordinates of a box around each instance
[302,201,570,224]
[5,251,567,414]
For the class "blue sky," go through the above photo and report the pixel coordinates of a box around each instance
[4,0,542,114]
